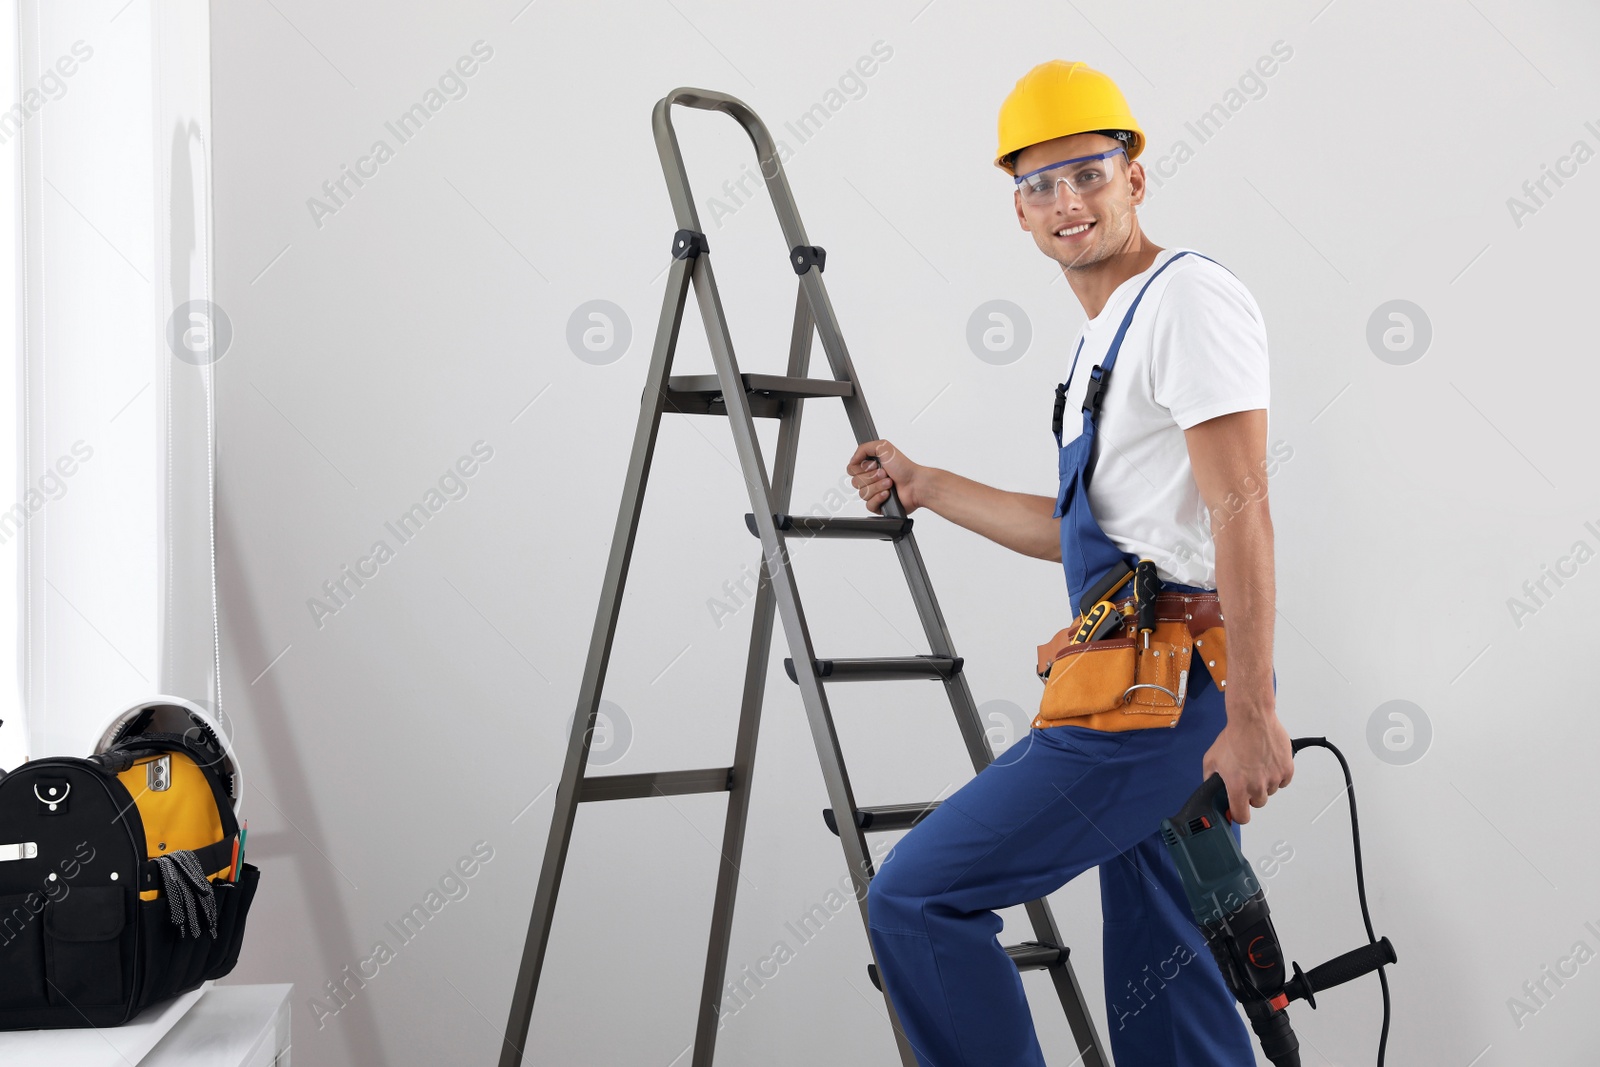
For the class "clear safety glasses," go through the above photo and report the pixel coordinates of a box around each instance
[1014,147,1126,205]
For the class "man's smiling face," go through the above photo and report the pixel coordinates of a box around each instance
[1012,132,1147,274]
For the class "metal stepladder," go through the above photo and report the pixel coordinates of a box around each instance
[499,87,1110,1067]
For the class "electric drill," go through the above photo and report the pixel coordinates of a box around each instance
[1160,738,1398,1066]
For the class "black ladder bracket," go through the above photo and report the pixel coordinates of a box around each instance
[790,244,825,274]
[672,228,709,260]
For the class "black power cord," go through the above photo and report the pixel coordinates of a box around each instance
[1290,736,1392,1065]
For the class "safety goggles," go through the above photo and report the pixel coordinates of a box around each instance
[1013,147,1126,205]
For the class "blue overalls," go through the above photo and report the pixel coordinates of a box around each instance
[865,251,1259,1066]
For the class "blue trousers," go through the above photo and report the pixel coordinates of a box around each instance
[865,661,1257,1066]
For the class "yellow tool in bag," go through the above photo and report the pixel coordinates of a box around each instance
[113,748,230,902]
[1033,587,1230,732]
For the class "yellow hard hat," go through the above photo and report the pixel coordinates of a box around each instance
[995,60,1144,175]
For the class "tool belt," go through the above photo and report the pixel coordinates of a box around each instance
[1032,590,1229,732]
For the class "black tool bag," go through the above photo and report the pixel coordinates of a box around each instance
[0,731,260,1030]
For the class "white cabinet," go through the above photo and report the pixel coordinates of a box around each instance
[0,983,291,1066]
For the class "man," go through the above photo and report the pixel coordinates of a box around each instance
[847,61,1294,1066]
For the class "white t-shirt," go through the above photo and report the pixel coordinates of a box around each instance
[1055,246,1270,590]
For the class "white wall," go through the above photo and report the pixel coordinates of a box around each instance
[205,1,1600,1064]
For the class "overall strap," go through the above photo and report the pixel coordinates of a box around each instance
[1088,249,1219,408]
[1051,249,1233,448]
[1079,250,1229,484]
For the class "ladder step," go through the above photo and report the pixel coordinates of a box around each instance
[868,941,1068,992]
[1006,940,1071,970]
[744,512,913,542]
[663,373,853,418]
[822,801,942,836]
[579,766,734,802]
[784,655,963,683]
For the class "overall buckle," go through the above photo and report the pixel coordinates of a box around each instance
[1082,365,1111,415]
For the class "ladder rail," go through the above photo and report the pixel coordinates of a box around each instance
[795,267,1003,769]
[651,87,810,252]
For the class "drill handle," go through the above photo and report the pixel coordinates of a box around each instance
[1181,741,1324,827]
[1286,936,1397,1006]
[1173,771,1230,826]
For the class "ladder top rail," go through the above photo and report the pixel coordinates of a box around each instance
[652,86,810,253]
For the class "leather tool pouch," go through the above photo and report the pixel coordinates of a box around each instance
[1123,620,1195,716]
[1038,636,1138,720]
[1036,616,1199,725]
